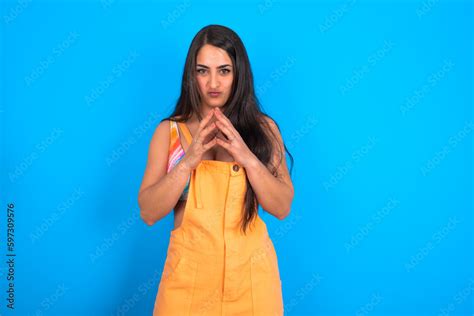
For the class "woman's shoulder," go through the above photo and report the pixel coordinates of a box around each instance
[259,113,279,132]
[151,115,184,146]
[169,114,187,121]
[258,114,284,148]
[159,115,185,129]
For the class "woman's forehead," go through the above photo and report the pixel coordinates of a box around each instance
[196,44,232,65]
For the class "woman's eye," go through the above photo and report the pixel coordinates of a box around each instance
[196,68,230,75]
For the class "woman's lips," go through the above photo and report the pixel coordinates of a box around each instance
[208,92,221,97]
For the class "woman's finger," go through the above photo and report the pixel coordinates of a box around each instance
[196,110,215,136]
[215,137,231,150]
[196,122,217,145]
[194,111,216,143]
[214,109,239,139]
[202,136,218,151]
[215,121,235,141]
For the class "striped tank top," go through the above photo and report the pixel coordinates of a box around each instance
[167,120,192,200]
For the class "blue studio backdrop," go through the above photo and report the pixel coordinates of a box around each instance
[1,0,473,315]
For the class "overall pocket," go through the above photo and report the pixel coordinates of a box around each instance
[155,250,198,316]
[249,239,284,316]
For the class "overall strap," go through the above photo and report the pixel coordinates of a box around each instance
[177,122,193,145]
[169,120,179,148]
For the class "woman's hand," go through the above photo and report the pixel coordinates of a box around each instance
[181,110,219,170]
[213,107,256,168]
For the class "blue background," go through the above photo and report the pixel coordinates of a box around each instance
[1,0,473,315]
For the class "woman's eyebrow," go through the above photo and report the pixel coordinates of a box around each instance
[196,64,232,69]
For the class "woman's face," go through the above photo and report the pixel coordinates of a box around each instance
[195,44,234,110]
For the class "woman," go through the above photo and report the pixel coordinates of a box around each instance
[138,24,294,316]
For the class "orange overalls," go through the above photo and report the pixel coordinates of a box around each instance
[153,124,284,316]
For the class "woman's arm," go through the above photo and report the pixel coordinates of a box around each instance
[137,120,192,226]
[244,117,294,220]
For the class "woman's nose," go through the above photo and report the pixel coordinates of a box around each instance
[208,73,219,88]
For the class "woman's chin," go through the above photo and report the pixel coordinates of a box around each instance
[206,99,226,107]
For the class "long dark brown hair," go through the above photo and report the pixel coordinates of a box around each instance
[162,24,294,234]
